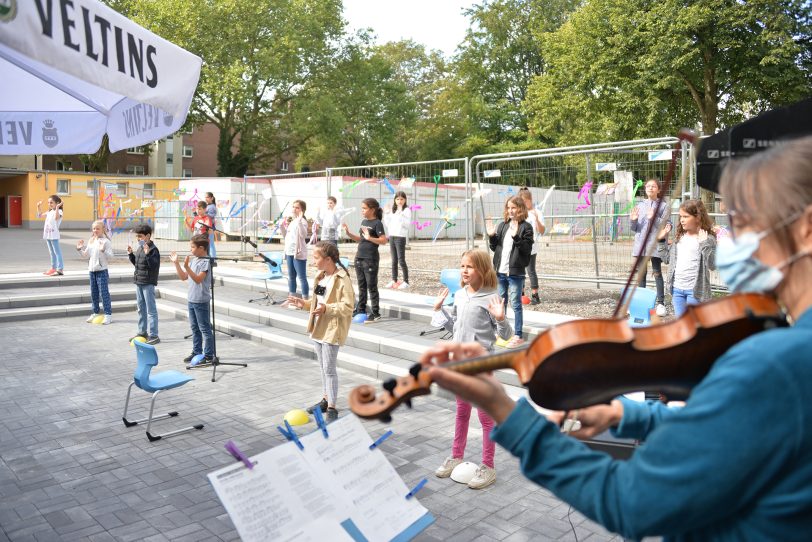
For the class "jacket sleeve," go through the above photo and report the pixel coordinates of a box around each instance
[495,314,513,340]
[488,223,503,251]
[145,246,160,269]
[326,275,354,321]
[103,239,114,258]
[513,222,534,258]
[128,252,136,266]
[700,234,717,271]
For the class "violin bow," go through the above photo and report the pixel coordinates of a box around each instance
[614,130,698,319]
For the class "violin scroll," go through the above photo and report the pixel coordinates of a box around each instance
[349,364,433,420]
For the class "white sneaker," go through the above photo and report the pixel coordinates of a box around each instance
[655,303,667,317]
[384,280,396,288]
[86,313,99,323]
[434,457,463,478]
[397,282,410,290]
[102,315,113,325]
[468,464,496,489]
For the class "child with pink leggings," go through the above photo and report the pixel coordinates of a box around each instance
[432,249,512,489]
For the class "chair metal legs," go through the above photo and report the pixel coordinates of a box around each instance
[122,383,204,441]
[248,279,279,305]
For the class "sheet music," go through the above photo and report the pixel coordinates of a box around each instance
[208,415,431,542]
[208,442,349,542]
[300,416,427,542]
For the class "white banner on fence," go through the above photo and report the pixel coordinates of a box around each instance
[595,162,617,172]
[483,169,501,178]
[648,150,673,161]
[442,169,459,178]
[613,171,635,203]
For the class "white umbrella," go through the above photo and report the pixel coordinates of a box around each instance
[0,0,202,154]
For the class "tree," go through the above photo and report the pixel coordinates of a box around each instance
[525,0,812,144]
[123,0,343,176]
[292,35,418,167]
[454,0,580,147]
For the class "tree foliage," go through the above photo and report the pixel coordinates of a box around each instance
[122,0,343,176]
[525,0,812,145]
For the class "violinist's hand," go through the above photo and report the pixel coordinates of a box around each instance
[432,288,449,311]
[487,297,506,322]
[76,239,85,250]
[546,400,624,440]
[697,229,709,243]
[420,342,516,424]
[630,206,639,221]
[169,252,178,263]
[313,303,326,316]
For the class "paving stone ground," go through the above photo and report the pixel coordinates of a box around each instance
[0,311,625,542]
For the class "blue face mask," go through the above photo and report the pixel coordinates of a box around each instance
[138,239,146,248]
[716,213,808,293]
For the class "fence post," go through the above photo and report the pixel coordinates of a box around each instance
[585,154,601,289]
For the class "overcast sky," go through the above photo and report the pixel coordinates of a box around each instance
[342,0,477,57]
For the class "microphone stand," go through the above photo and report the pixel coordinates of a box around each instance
[186,222,247,381]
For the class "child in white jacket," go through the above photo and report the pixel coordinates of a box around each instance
[77,220,115,324]
[384,191,411,289]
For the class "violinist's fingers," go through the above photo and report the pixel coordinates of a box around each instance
[419,341,486,367]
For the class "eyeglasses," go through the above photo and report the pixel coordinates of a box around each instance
[314,285,327,296]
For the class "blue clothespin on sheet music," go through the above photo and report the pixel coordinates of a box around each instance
[277,420,304,450]
[224,440,254,470]
[369,430,393,450]
[313,407,329,439]
[405,478,428,500]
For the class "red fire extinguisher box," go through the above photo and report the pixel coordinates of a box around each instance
[6,195,22,227]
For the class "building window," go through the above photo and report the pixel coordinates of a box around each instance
[127,146,146,154]
[115,183,128,197]
[166,152,173,164]
[280,160,289,172]
[182,169,193,178]
[143,183,155,199]
[56,179,71,195]
[183,126,194,135]
[126,164,145,175]
[55,160,71,171]
[182,145,194,157]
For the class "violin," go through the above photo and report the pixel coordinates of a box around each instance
[349,292,786,420]
[348,130,787,422]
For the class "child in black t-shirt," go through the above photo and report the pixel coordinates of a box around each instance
[342,198,387,321]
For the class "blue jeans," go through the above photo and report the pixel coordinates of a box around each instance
[45,239,63,270]
[135,284,159,337]
[497,273,525,338]
[188,301,214,357]
[671,287,697,317]
[89,270,112,315]
[286,255,309,297]
[208,232,217,258]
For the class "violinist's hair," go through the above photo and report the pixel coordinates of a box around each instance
[675,199,714,243]
[502,195,528,222]
[460,249,497,290]
[313,241,347,271]
[720,136,812,254]
[518,186,533,203]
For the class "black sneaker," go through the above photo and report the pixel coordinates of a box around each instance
[368,314,382,322]
[145,336,161,345]
[183,352,198,363]
[326,407,338,422]
[531,293,541,305]
[307,399,328,414]
[130,333,147,342]
[203,355,216,364]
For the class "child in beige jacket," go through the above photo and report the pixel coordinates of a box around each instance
[287,241,355,422]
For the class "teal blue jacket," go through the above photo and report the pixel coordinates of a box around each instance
[492,308,812,541]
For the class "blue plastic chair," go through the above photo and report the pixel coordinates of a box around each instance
[122,342,203,441]
[440,268,463,306]
[249,251,284,304]
[627,288,658,328]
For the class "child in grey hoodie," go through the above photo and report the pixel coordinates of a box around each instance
[432,249,512,490]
